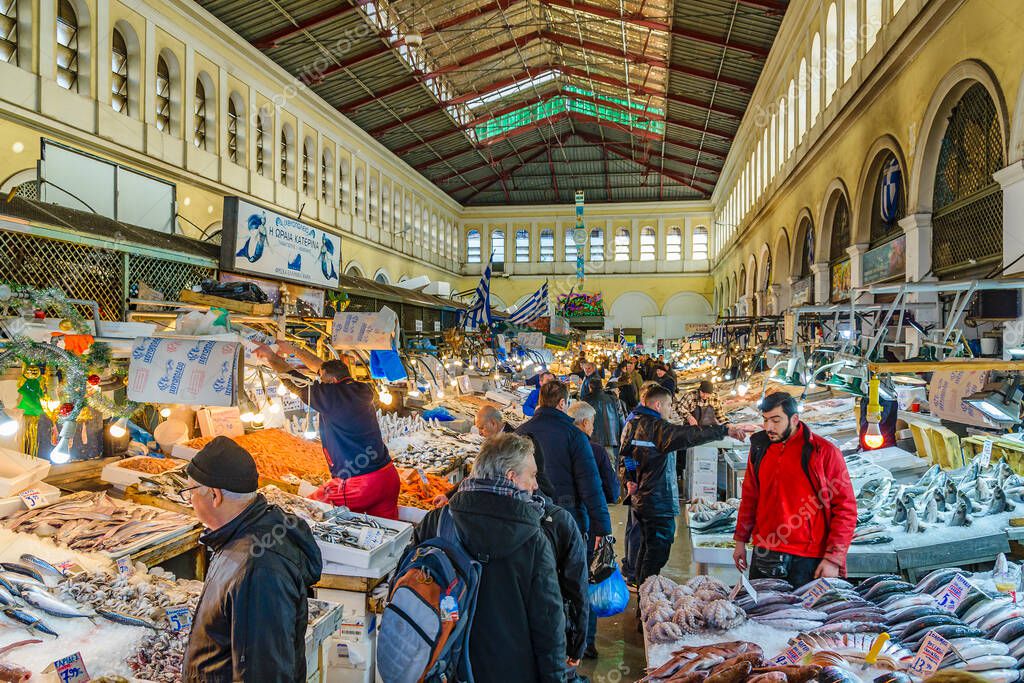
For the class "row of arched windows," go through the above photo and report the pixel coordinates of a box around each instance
[4,0,459,261]
[466,226,707,264]
[716,0,908,258]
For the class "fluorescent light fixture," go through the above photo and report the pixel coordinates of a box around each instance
[108,417,128,438]
[963,377,1023,424]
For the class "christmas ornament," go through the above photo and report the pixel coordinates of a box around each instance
[58,319,74,332]
[33,310,44,320]
[58,403,73,418]
[87,374,101,387]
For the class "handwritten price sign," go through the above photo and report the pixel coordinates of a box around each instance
[18,488,43,509]
[52,652,90,683]
[166,605,193,632]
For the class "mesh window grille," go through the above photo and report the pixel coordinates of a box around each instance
[128,255,215,303]
[227,99,239,164]
[255,114,266,176]
[829,196,850,262]
[932,83,1005,276]
[0,0,16,66]
[193,80,207,150]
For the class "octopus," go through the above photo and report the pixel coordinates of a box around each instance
[648,620,685,644]
[687,575,730,597]
[644,601,675,629]
[641,574,679,599]
[672,601,706,633]
[702,599,747,631]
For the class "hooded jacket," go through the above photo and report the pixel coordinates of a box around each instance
[584,388,627,450]
[415,490,568,683]
[538,496,589,661]
[618,406,727,518]
[734,423,858,575]
[517,407,612,537]
[183,495,323,683]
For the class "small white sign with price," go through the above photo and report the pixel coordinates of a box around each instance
[19,488,43,509]
[770,639,811,665]
[980,440,994,467]
[910,630,951,677]
[166,605,193,632]
[936,574,973,612]
[116,556,133,576]
[800,579,833,608]
[49,652,90,683]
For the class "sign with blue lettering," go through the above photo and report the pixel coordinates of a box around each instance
[50,652,90,682]
[127,337,241,407]
[222,196,341,289]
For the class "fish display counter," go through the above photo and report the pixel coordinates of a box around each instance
[640,567,1024,683]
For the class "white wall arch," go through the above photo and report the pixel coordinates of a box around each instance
[661,292,714,338]
[816,178,852,263]
[373,268,391,284]
[490,293,507,310]
[853,134,908,244]
[344,261,366,278]
[608,291,658,329]
[0,168,36,194]
[909,59,1009,214]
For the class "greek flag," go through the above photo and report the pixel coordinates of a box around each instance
[711,324,726,346]
[618,329,626,345]
[462,256,495,329]
[880,156,901,224]
[507,282,549,326]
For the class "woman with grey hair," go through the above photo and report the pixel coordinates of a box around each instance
[412,434,569,682]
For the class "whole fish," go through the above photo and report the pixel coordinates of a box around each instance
[818,666,860,683]
[977,476,993,501]
[945,479,960,505]
[753,618,825,631]
[893,496,909,525]
[864,580,914,603]
[0,575,20,597]
[957,592,993,618]
[916,567,962,594]
[924,497,940,524]
[0,563,43,584]
[748,579,794,593]
[964,598,1014,627]
[949,500,973,527]
[905,506,926,533]
[794,578,853,596]
[874,673,912,683]
[960,490,982,513]
[996,461,1014,488]
[94,608,162,631]
[852,534,893,546]
[947,638,1011,659]
[824,606,886,623]
[0,586,21,608]
[0,572,46,593]
[20,587,92,619]
[881,593,938,611]
[1,607,58,636]
[988,486,1016,515]
[752,608,828,622]
[932,488,948,512]
[749,666,821,683]
[956,655,1020,672]
[905,624,986,649]
[895,614,966,640]
[973,671,1021,683]
[992,618,1024,644]
[962,461,981,485]
[19,554,66,582]
[978,603,1024,633]
[705,662,752,683]
[886,605,949,626]
[919,464,941,487]
[855,575,904,595]
[820,599,876,615]
[812,621,886,634]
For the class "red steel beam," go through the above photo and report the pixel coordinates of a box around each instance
[601,143,713,194]
[477,111,571,146]
[568,112,662,142]
[253,2,366,49]
[462,146,553,202]
[428,137,558,180]
[663,135,727,161]
[428,0,526,34]
[577,130,720,177]
[427,32,541,79]
[341,78,421,113]
[366,104,446,137]
[541,30,666,68]
[538,0,669,31]
[445,66,554,106]
[670,26,770,58]
[305,42,393,84]
[559,65,662,100]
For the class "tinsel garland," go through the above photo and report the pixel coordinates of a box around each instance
[0,284,89,333]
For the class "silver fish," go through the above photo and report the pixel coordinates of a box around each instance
[972,671,1020,683]
[20,587,92,619]
[905,506,926,533]
[924,497,940,524]
[0,572,46,592]
[978,477,993,502]
[979,604,1024,633]
[988,487,1016,515]
[948,638,1011,659]
[893,496,909,525]
[751,617,824,631]
[997,462,1015,488]
[964,597,1013,627]
[1,607,58,636]
[949,500,973,527]
[0,562,43,584]
[954,656,1021,672]
[0,586,21,608]
[94,608,162,631]
[19,554,66,582]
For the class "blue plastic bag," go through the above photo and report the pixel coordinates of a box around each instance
[587,564,629,617]
[421,407,455,422]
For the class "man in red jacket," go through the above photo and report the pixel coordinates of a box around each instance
[733,392,857,588]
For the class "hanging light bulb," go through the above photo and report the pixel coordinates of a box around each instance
[50,438,71,464]
[160,407,172,419]
[378,387,393,406]
[302,411,317,440]
[276,383,289,397]
[864,421,884,449]
[108,417,128,438]
[267,401,283,414]
[0,403,17,437]
[737,383,749,397]
[437,389,446,399]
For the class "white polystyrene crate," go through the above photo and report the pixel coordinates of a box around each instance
[100,457,186,489]
[0,446,50,498]
[314,516,413,570]
[0,481,61,517]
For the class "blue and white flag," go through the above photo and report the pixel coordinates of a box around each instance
[880,156,902,225]
[711,324,726,346]
[507,282,549,326]
[462,255,495,330]
[618,329,626,345]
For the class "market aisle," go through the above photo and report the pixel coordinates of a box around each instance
[580,503,696,682]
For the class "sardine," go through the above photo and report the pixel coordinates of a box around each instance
[20,587,92,619]
[94,608,162,631]
[988,486,1016,515]
[1,607,58,636]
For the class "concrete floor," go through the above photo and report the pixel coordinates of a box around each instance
[578,503,696,683]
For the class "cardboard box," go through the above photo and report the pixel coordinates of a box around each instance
[687,470,718,502]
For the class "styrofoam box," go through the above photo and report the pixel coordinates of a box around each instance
[314,588,368,623]
[0,481,61,516]
[101,457,187,489]
[0,446,50,497]
[170,444,200,461]
[323,632,377,683]
[315,516,414,570]
[397,506,427,524]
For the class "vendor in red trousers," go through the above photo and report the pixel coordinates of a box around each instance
[733,392,857,589]
[255,342,399,519]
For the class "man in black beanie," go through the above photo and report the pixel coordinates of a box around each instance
[182,436,323,683]
[675,379,727,427]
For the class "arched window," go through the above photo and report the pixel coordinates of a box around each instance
[829,196,851,263]
[354,167,364,215]
[403,195,411,232]
[56,0,80,91]
[614,228,630,261]
[369,177,379,223]
[589,228,604,261]
[565,228,578,261]
[787,79,797,155]
[322,151,334,204]
[865,0,882,51]
[301,138,314,195]
[491,229,505,263]
[338,159,348,210]
[393,190,401,232]
[193,77,208,150]
[280,126,293,186]
[374,271,389,285]
[639,227,656,261]
[666,227,682,260]
[515,229,530,262]
[111,28,129,115]
[381,183,389,227]
[778,97,787,163]
[0,0,17,65]
[799,218,815,278]
[810,33,821,124]
[255,108,269,176]
[870,153,905,248]
[539,229,554,262]
[843,0,857,82]
[466,230,481,264]
[931,83,1005,277]
[769,114,777,176]
[798,58,808,141]
[825,5,839,105]
[155,56,172,133]
[226,95,241,164]
[430,214,438,247]
[692,226,709,260]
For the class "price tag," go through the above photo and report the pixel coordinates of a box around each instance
[49,652,90,682]
[936,574,973,612]
[800,579,832,608]
[116,556,133,576]
[769,639,811,665]
[434,321,441,332]
[56,560,83,577]
[166,605,193,632]
[415,320,423,332]
[981,440,994,467]
[19,488,43,509]
[416,468,430,487]
[910,630,951,677]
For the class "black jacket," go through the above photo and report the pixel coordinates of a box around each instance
[539,497,589,661]
[585,389,627,450]
[415,491,568,683]
[183,495,323,683]
[517,408,612,537]
[618,406,727,518]
[590,440,620,504]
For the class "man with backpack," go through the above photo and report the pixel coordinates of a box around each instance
[387,433,567,683]
[619,382,757,586]
[732,392,858,588]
